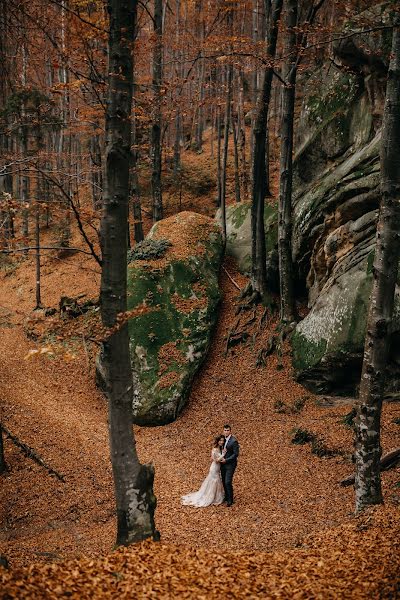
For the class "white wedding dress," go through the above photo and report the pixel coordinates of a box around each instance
[181,448,225,507]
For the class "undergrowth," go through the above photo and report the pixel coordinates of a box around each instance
[291,427,342,458]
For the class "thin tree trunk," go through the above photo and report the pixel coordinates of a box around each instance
[216,107,222,208]
[250,0,259,175]
[232,112,241,203]
[90,131,103,210]
[221,62,233,241]
[131,66,144,242]
[238,69,248,199]
[172,0,182,174]
[251,0,283,301]
[354,22,400,513]
[0,425,6,474]
[194,2,205,153]
[58,0,72,248]
[151,0,163,222]
[210,104,214,159]
[101,0,157,545]
[21,40,29,238]
[35,202,42,310]
[278,0,298,323]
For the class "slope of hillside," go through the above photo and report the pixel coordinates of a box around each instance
[0,143,399,596]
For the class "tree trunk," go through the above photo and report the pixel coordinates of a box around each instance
[131,70,144,243]
[232,112,241,203]
[0,425,6,474]
[278,0,298,324]
[101,0,157,545]
[354,22,400,513]
[90,131,103,211]
[238,69,248,199]
[21,40,30,238]
[151,0,163,222]
[249,0,259,175]
[251,0,283,301]
[58,0,72,249]
[216,106,222,208]
[35,201,42,310]
[194,1,205,153]
[221,61,233,242]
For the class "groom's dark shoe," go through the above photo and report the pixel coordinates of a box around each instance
[226,501,233,507]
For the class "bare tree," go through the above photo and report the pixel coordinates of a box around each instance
[151,0,163,222]
[278,0,298,324]
[100,0,157,544]
[250,0,283,301]
[355,20,400,513]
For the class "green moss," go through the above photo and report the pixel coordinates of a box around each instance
[347,275,371,346]
[126,224,223,424]
[264,203,278,252]
[366,250,375,275]
[292,331,327,372]
[230,202,251,230]
[306,72,358,127]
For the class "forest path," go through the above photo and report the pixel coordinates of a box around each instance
[0,250,398,567]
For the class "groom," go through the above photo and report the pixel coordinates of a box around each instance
[220,424,239,506]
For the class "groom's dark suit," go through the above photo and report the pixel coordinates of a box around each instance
[221,435,239,505]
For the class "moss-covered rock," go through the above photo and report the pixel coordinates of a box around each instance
[126,212,223,425]
[292,256,400,394]
[292,5,400,394]
[216,202,279,289]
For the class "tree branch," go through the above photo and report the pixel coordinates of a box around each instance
[1,423,65,482]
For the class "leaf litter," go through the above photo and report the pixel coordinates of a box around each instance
[0,168,399,597]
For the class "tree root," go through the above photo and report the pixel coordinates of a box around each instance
[256,335,276,367]
[222,266,241,291]
[225,330,250,355]
[237,282,262,311]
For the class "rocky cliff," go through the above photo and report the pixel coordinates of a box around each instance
[291,5,400,394]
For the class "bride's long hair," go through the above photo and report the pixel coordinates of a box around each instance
[213,435,225,448]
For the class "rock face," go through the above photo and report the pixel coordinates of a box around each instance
[292,7,400,394]
[216,202,279,290]
[126,212,223,425]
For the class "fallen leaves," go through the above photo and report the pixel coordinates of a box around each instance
[1,506,399,598]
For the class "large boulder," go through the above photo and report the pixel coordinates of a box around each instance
[292,7,400,394]
[126,212,223,425]
[216,202,279,290]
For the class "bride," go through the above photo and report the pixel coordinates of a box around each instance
[181,435,225,507]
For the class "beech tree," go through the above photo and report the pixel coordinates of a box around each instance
[100,0,157,544]
[278,0,326,323]
[278,0,298,324]
[250,0,283,302]
[354,20,400,513]
[151,0,163,222]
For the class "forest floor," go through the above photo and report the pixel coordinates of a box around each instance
[0,139,400,597]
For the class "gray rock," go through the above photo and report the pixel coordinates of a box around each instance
[292,10,400,394]
[216,201,279,291]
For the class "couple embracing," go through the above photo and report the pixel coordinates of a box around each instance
[182,424,239,507]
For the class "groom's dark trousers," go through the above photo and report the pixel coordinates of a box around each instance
[221,435,239,504]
